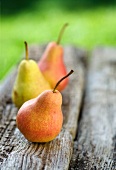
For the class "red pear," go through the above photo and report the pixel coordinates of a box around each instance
[38,23,69,91]
[16,70,74,142]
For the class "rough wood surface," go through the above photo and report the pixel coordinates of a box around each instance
[69,47,116,170]
[0,45,86,170]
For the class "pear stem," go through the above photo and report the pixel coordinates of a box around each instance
[24,41,29,60]
[57,23,69,45]
[53,70,74,93]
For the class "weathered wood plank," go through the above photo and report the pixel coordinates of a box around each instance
[0,45,86,169]
[69,47,116,170]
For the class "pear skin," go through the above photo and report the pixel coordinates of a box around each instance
[16,90,63,142]
[38,23,69,91]
[16,70,74,143]
[12,42,51,108]
[39,42,68,91]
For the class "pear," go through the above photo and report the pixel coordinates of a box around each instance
[38,23,69,91]
[12,41,51,108]
[16,70,74,142]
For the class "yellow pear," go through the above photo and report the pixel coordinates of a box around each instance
[12,41,51,108]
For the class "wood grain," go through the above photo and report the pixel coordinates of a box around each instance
[0,45,86,170]
[69,47,116,170]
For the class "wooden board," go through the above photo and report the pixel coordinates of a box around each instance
[0,45,86,170]
[69,47,116,170]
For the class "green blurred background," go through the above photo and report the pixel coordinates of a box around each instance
[1,0,116,80]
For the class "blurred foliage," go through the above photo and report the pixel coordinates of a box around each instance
[1,0,116,80]
[1,0,116,15]
[1,0,38,15]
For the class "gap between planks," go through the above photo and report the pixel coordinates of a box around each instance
[69,47,116,170]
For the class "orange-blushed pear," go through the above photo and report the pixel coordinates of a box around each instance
[38,23,69,91]
[16,70,74,142]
